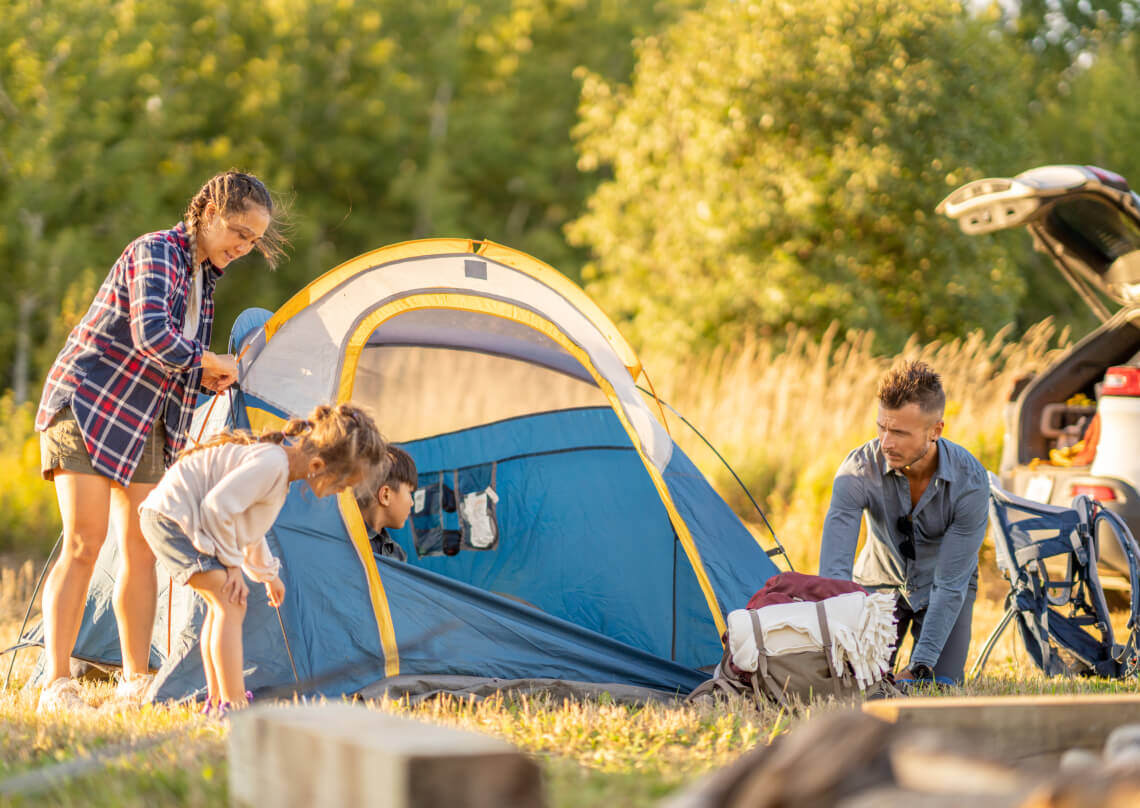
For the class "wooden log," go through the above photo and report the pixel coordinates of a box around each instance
[888,729,1032,796]
[660,711,899,808]
[228,703,544,808]
[864,695,1140,764]
[1017,772,1140,808]
[836,786,1022,808]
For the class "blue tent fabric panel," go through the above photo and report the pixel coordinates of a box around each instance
[663,448,780,611]
[404,406,632,471]
[393,446,679,661]
[393,407,779,669]
[269,478,704,694]
[379,558,706,694]
[229,307,273,353]
[271,490,388,690]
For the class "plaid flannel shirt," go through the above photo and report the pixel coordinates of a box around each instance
[36,223,223,485]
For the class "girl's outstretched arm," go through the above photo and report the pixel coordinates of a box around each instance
[266,576,285,607]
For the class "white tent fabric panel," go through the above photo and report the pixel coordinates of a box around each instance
[353,346,609,442]
[240,252,674,470]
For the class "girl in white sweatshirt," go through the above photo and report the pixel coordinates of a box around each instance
[139,403,386,712]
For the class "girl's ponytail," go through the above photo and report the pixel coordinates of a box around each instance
[178,405,385,484]
[296,404,386,488]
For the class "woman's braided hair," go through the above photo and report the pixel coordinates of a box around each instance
[183,170,288,269]
[180,403,387,490]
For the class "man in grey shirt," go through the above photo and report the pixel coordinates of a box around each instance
[819,361,988,684]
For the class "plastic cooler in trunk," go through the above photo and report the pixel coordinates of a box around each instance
[1091,366,1140,485]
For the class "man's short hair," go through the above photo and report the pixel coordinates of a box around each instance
[877,360,945,417]
[354,446,418,508]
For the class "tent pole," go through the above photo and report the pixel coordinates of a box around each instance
[4,532,62,689]
[275,605,300,684]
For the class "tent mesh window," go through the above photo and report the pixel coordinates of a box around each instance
[353,345,609,442]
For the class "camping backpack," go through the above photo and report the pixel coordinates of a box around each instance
[688,572,899,707]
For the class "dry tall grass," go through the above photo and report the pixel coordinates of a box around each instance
[644,320,1071,571]
[0,560,37,624]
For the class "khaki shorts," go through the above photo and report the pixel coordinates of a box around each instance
[40,406,166,485]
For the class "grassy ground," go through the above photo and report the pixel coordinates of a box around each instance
[1,594,1135,807]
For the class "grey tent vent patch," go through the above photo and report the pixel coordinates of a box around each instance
[464,259,488,280]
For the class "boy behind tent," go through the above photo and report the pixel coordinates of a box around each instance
[354,447,417,563]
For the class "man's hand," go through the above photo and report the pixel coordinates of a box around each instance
[201,351,238,393]
[896,663,935,691]
[266,576,286,608]
[221,566,249,606]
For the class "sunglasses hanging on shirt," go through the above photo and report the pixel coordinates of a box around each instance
[896,515,916,560]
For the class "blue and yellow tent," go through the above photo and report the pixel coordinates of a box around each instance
[48,239,782,699]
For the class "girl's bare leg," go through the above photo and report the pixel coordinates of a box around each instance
[188,569,247,704]
[111,481,158,680]
[200,607,219,704]
[42,471,112,683]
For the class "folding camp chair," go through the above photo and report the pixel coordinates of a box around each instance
[970,472,1140,680]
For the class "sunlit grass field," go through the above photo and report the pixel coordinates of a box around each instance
[0,615,1132,808]
[0,603,1132,808]
[3,317,1133,806]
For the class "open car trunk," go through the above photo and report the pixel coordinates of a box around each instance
[940,166,1140,581]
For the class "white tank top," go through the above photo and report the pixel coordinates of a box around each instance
[183,267,203,340]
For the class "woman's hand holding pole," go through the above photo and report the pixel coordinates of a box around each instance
[201,352,238,393]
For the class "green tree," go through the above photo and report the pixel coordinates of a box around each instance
[1039,32,1140,188]
[979,17,1140,336]
[1,0,683,403]
[568,0,1046,354]
[1002,0,1139,74]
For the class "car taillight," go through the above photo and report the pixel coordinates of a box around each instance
[1071,484,1117,501]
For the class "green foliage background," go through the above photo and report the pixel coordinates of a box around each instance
[567,0,1135,352]
[2,0,1140,552]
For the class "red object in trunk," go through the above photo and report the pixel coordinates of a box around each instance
[1103,366,1140,397]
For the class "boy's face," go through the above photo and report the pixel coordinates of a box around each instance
[372,481,416,530]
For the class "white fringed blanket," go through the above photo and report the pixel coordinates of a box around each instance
[726,591,898,690]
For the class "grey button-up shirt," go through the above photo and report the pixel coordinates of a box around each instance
[819,437,988,669]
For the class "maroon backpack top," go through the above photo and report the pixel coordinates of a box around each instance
[747,571,868,610]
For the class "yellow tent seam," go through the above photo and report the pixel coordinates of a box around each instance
[337,490,400,676]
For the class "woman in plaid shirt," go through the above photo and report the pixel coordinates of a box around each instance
[34,171,287,713]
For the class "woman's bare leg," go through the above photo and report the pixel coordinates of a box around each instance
[41,471,112,683]
[188,570,247,704]
[110,481,158,680]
